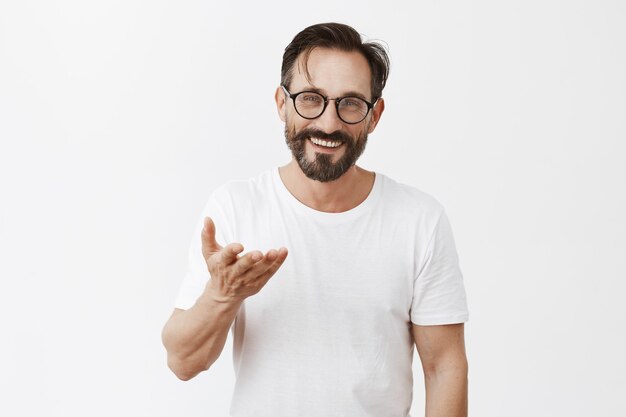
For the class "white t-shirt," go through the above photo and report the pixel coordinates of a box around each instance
[175,168,469,417]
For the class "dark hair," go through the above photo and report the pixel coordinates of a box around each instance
[280,22,390,100]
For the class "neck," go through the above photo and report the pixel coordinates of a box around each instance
[278,159,375,213]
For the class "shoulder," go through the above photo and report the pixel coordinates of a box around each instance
[209,169,275,205]
[199,170,276,239]
[376,173,445,219]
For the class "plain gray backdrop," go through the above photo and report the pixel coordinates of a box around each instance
[1,0,625,416]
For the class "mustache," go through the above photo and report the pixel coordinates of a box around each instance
[291,128,352,144]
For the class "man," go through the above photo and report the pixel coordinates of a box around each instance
[162,22,469,417]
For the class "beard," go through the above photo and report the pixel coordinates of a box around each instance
[284,125,369,183]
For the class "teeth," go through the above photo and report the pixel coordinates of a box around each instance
[310,137,341,148]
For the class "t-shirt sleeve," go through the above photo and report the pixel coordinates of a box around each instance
[174,191,232,310]
[410,209,469,325]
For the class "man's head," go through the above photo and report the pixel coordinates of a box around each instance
[276,23,390,182]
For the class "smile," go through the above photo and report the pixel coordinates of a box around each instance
[309,137,342,148]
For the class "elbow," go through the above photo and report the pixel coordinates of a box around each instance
[167,355,209,381]
[162,326,206,381]
[169,361,195,381]
[172,369,195,382]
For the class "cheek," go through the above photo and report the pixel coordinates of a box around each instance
[284,115,302,138]
[364,114,376,133]
[286,112,310,133]
[350,126,367,140]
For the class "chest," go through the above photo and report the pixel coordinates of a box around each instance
[232,209,420,326]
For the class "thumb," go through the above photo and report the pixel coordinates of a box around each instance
[201,217,222,259]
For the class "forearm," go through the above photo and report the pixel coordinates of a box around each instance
[161,285,242,380]
[424,361,468,417]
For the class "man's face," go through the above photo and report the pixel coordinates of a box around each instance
[277,48,383,182]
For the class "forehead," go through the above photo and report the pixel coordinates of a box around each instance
[292,47,372,98]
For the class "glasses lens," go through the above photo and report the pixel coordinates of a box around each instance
[338,97,369,123]
[294,92,325,118]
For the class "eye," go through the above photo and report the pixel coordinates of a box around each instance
[340,97,367,110]
[300,93,323,103]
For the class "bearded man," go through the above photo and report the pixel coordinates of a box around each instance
[162,22,469,417]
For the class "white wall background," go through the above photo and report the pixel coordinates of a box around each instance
[1,0,624,416]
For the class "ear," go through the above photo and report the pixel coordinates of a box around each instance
[366,97,385,134]
[275,86,287,122]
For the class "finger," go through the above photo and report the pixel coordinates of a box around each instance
[218,243,245,266]
[243,247,288,282]
[267,247,288,264]
[201,217,222,259]
[273,247,289,264]
[207,243,243,271]
[230,250,264,276]
[253,247,289,284]
[264,248,278,262]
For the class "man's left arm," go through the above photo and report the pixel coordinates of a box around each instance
[412,323,468,417]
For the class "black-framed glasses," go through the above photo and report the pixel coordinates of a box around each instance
[281,85,377,125]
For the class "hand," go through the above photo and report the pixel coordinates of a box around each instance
[201,217,288,303]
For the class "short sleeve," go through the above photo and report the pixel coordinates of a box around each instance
[410,209,469,325]
[174,191,232,310]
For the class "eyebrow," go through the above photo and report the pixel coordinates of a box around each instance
[300,86,370,102]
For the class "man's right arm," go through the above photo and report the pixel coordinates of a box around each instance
[161,217,288,381]
[161,291,242,381]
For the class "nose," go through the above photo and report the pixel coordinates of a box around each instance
[314,100,344,133]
